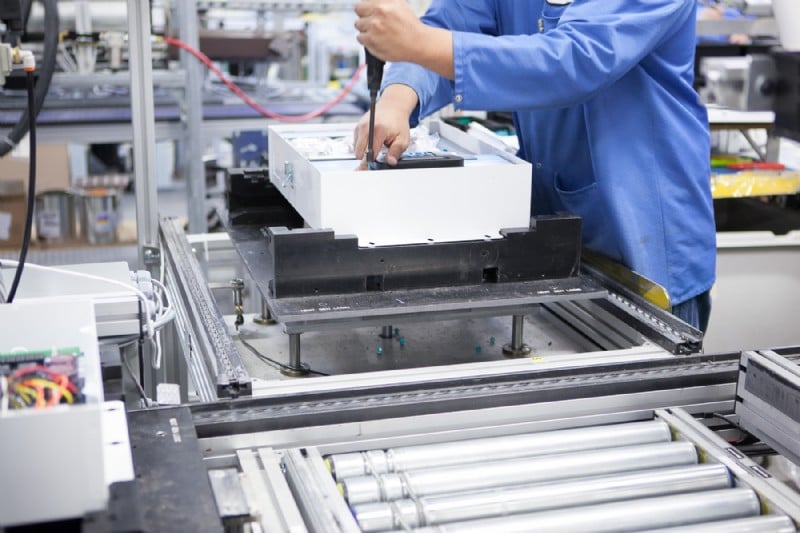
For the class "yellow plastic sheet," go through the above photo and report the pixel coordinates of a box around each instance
[710,171,800,199]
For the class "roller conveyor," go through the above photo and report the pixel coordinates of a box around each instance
[413,488,761,532]
[191,397,800,532]
[338,441,700,504]
[326,420,672,479]
[281,410,799,532]
[645,515,797,532]
[351,464,733,531]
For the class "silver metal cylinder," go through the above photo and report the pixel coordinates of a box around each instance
[354,499,420,532]
[288,333,301,368]
[645,515,796,533]
[510,314,524,348]
[35,191,78,243]
[340,440,698,505]
[328,420,672,480]
[416,488,760,533]
[352,463,732,531]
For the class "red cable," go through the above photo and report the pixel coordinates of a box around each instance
[164,36,366,123]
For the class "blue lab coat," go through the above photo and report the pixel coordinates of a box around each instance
[382,0,716,305]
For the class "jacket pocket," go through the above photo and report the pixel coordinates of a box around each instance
[554,171,596,196]
[541,0,571,32]
[554,171,599,220]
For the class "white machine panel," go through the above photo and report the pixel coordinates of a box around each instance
[0,262,141,337]
[0,300,109,527]
[268,120,532,247]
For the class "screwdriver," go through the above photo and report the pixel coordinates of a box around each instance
[364,48,385,167]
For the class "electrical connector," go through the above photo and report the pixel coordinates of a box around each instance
[19,50,35,72]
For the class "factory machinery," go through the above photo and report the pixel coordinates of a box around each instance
[122,346,800,532]
[2,3,800,532]
[124,118,800,531]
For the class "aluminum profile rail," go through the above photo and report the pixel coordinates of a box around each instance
[736,348,800,467]
[160,218,251,399]
[189,352,743,438]
[578,262,703,355]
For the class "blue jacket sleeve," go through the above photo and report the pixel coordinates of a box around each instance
[381,0,499,124]
[383,0,697,115]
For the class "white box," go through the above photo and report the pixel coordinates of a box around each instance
[0,300,108,527]
[268,120,532,246]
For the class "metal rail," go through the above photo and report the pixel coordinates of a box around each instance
[160,218,251,399]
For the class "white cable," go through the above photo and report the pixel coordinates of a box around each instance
[150,277,176,331]
[0,269,8,303]
[152,330,163,370]
[0,259,155,338]
[151,278,171,312]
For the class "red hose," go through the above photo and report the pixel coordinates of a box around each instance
[164,36,365,123]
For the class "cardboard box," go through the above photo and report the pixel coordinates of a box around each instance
[0,143,71,193]
[0,180,26,249]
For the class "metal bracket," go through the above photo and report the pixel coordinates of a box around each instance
[142,246,162,267]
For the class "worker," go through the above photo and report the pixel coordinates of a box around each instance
[353,0,715,332]
[697,0,750,45]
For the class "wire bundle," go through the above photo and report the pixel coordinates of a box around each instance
[2,364,80,410]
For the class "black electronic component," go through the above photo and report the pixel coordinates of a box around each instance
[364,48,385,165]
[225,167,304,228]
[0,0,24,43]
[369,151,465,170]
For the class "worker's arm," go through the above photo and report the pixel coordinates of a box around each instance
[357,0,697,113]
[355,0,454,79]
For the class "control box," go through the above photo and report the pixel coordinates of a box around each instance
[0,300,109,527]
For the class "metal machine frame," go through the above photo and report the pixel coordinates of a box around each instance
[122,346,800,531]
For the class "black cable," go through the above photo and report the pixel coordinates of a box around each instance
[0,0,58,157]
[239,337,330,376]
[21,0,33,30]
[5,69,35,303]
[121,348,150,406]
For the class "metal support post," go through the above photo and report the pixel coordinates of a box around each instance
[231,278,245,330]
[253,297,276,325]
[283,333,309,377]
[379,325,394,339]
[127,0,159,268]
[176,0,207,233]
[74,1,94,74]
[766,133,781,162]
[503,314,532,357]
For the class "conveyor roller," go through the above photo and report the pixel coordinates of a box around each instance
[351,463,732,531]
[327,420,672,479]
[339,441,698,505]
[413,488,761,532]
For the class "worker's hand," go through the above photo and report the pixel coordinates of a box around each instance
[354,0,425,62]
[354,85,418,168]
[354,103,409,169]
